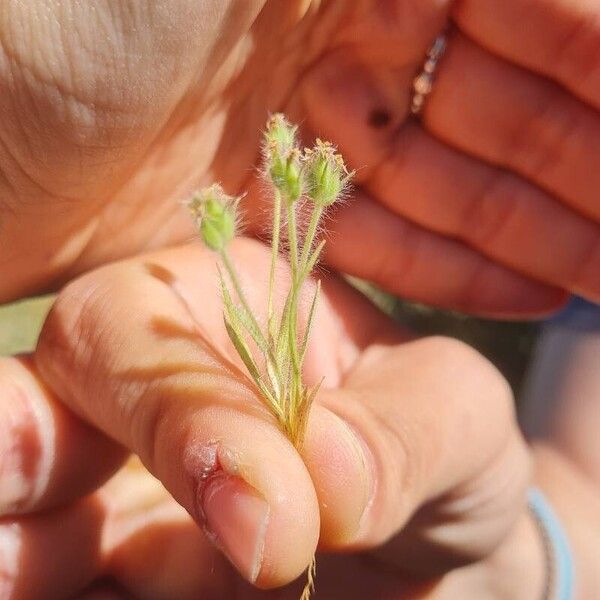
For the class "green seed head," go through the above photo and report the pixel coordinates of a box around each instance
[264,114,303,203]
[304,140,352,207]
[265,113,297,157]
[189,184,238,251]
[269,148,303,203]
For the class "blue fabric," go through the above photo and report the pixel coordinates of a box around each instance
[528,487,576,600]
[551,297,600,331]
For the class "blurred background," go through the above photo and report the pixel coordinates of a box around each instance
[0,295,54,357]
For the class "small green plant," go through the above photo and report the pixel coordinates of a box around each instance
[189,114,352,599]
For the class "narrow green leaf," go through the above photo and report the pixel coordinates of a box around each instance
[224,314,284,420]
[236,303,269,353]
[288,293,301,377]
[256,380,284,420]
[305,377,323,409]
[302,239,325,280]
[300,280,320,365]
[275,291,292,369]
[219,266,284,399]
[223,314,262,384]
[268,313,277,346]
[219,268,268,355]
[299,378,324,443]
[266,357,281,399]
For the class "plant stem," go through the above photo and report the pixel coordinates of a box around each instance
[221,248,284,402]
[280,200,303,438]
[285,205,301,379]
[299,205,324,273]
[287,201,299,282]
[300,554,317,600]
[219,249,267,351]
[267,189,282,339]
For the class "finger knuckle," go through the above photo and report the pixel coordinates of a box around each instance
[369,219,425,291]
[514,94,583,184]
[126,384,173,474]
[36,266,131,395]
[538,103,582,179]
[463,171,521,251]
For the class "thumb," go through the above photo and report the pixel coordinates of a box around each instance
[35,243,322,588]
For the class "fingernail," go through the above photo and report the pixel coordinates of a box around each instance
[198,473,270,583]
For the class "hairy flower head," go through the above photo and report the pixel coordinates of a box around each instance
[264,114,303,203]
[189,184,239,251]
[304,140,353,207]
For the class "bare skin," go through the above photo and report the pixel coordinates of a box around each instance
[5,448,597,600]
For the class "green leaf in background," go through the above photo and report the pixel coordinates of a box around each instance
[0,295,55,355]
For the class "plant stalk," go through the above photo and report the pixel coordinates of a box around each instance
[299,205,324,273]
[267,189,282,339]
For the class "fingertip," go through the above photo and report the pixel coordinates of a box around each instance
[302,403,374,549]
[326,193,570,319]
[459,263,570,319]
[0,356,126,516]
[176,410,320,589]
[0,497,106,599]
[0,366,46,515]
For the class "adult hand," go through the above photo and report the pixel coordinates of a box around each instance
[1,239,533,596]
[1,0,598,316]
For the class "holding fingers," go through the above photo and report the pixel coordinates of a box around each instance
[28,239,531,592]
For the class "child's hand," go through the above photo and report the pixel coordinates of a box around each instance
[1,239,532,594]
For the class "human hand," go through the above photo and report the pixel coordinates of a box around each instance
[297,0,600,317]
[2,1,598,316]
[0,458,545,600]
[1,238,534,596]
[4,451,600,599]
